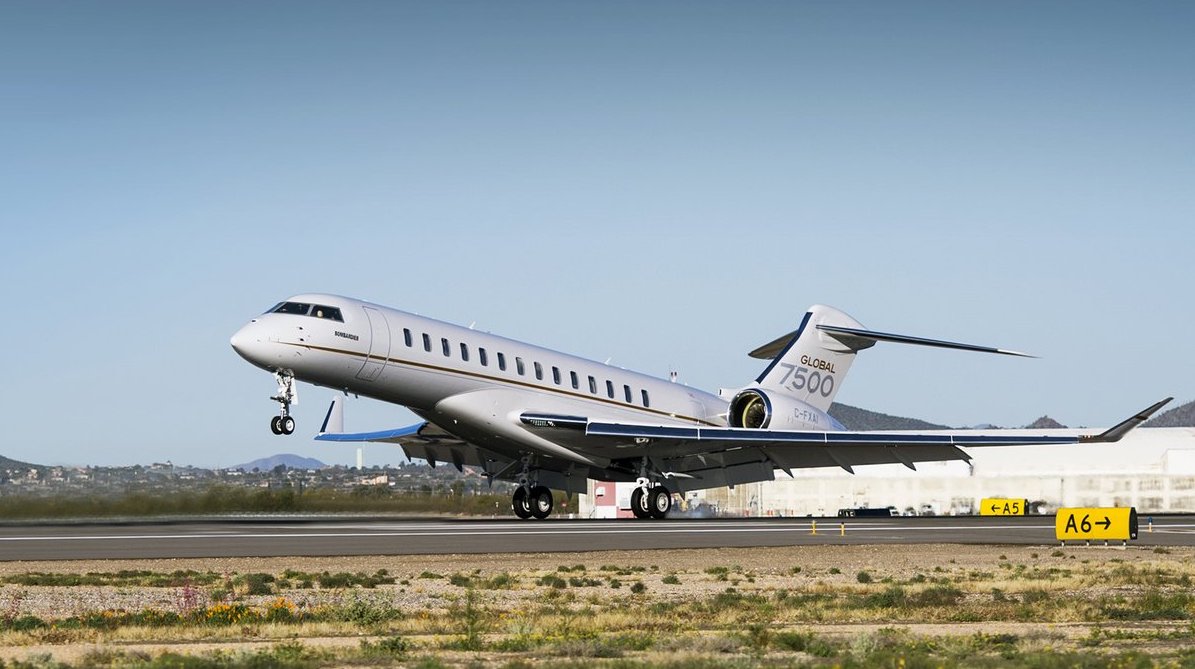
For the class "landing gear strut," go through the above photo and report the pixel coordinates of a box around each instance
[269,372,297,435]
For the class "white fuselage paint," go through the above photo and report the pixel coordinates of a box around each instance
[231,294,730,465]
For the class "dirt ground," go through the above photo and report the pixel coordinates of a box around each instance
[1,544,1191,665]
[1,542,1172,578]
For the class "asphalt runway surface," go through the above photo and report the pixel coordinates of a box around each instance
[2,515,1194,561]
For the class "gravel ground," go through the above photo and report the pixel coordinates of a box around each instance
[1,544,1188,619]
[1,544,1191,664]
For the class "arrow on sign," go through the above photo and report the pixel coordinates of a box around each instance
[1097,517,1112,530]
[990,504,999,513]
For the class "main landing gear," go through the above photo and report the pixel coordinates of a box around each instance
[628,456,673,519]
[268,372,297,436]
[630,483,673,519]
[510,455,554,520]
[512,485,554,520]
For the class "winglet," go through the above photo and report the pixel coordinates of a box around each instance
[318,396,344,435]
[1082,397,1173,443]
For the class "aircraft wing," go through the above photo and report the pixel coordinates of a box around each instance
[519,397,1172,487]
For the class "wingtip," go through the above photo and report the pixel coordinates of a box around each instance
[1086,396,1174,443]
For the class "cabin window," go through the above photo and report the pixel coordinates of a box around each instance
[441,338,450,357]
[516,357,525,375]
[641,389,651,408]
[534,361,543,380]
[479,348,488,366]
[498,352,507,371]
[624,384,633,403]
[422,333,432,352]
[570,371,579,389]
[550,366,560,385]
[588,376,597,394]
[403,328,412,347]
[460,342,469,361]
[606,380,615,399]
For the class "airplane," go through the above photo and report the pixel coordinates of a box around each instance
[230,294,1171,520]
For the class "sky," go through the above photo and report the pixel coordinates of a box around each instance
[1,1,1192,468]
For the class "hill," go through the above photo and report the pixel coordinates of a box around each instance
[0,454,39,471]
[1024,416,1067,429]
[232,454,326,471]
[828,403,950,431]
[1144,398,1195,427]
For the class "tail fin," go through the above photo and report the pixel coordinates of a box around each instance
[750,305,1033,413]
[751,305,867,412]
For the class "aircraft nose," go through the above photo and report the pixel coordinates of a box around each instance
[230,320,269,365]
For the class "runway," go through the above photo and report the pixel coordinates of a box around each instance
[2,514,1193,561]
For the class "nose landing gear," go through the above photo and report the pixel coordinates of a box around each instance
[268,372,297,435]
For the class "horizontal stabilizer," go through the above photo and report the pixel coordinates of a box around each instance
[748,320,1033,360]
[816,324,1035,358]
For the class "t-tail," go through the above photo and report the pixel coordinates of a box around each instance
[727,305,1032,430]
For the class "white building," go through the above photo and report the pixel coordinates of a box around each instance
[579,428,1195,517]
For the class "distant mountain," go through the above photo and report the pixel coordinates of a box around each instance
[828,403,950,431]
[1144,398,1195,428]
[0,454,39,471]
[1024,416,1066,429]
[232,454,326,471]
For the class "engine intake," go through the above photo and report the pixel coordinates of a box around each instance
[729,390,771,429]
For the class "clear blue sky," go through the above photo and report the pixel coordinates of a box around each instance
[2,2,1192,468]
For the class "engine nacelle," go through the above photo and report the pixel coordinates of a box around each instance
[727,388,838,431]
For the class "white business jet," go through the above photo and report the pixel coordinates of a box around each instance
[230,295,1170,520]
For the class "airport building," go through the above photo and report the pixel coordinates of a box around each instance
[580,427,1195,517]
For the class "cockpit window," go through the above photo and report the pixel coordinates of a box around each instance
[311,305,343,322]
[272,302,311,315]
[268,301,344,322]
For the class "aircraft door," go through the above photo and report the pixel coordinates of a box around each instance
[356,306,391,381]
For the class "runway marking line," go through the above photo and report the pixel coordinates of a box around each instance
[0,525,1060,542]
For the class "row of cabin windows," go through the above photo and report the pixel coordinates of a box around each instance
[400,326,651,408]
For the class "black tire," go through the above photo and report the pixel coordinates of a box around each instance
[512,487,532,519]
[630,487,649,519]
[530,486,553,519]
[648,485,672,519]
[281,415,296,435]
[270,416,283,435]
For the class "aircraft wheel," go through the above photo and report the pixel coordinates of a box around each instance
[648,485,672,519]
[512,487,532,519]
[530,486,553,519]
[280,415,296,435]
[630,487,649,519]
[270,416,283,435]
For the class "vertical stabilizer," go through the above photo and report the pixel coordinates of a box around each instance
[752,305,870,412]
